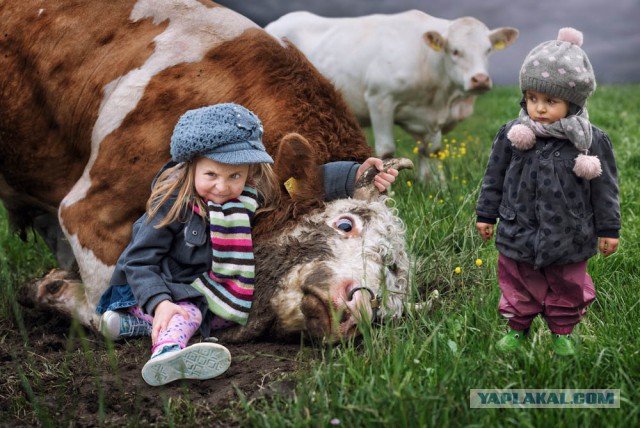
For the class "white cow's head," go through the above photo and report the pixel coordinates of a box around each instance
[423,17,519,93]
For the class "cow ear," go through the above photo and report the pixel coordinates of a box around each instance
[423,31,445,52]
[274,133,324,202]
[354,158,414,201]
[490,27,519,50]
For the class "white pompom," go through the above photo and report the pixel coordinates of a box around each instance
[558,27,583,47]
[507,124,536,151]
[573,154,601,179]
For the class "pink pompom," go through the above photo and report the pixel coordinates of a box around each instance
[573,154,601,179]
[507,124,536,151]
[558,27,583,47]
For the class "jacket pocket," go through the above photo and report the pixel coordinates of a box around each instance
[184,218,207,247]
[497,205,518,239]
[570,210,595,245]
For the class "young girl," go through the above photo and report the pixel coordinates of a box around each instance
[97,103,398,385]
[476,28,620,356]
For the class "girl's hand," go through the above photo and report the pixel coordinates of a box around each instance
[151,300,190,343]
[356,158,399,193]
[599,237,619,257]
[476,222,494,241]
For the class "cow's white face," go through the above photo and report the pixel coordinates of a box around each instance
[265,197,410,341]
[443,19,494,94]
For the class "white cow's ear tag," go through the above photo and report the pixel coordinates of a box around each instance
[424,31,444,52]
[493,41,506,50]
[284,177,298,197]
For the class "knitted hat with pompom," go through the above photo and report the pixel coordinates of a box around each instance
[519,27,596,108]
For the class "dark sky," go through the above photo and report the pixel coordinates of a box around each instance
[215,0,640,85]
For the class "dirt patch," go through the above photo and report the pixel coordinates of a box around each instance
[0,307,306,426]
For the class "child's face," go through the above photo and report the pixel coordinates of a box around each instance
[194,157,249,204]
[525,90,570,124]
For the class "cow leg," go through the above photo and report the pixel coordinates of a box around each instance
[32,212,77,271]
[417,130,445,181]
[366,94,397,158]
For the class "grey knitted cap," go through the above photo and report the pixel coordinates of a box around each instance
[519,28,596,107]
[170,103,273,165]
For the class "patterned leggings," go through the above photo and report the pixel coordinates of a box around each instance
[128,301,202,353]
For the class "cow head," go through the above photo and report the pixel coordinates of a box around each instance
[241,134,413,343]
[423,17,519,94]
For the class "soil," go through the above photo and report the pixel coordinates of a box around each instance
[0,306,307,427]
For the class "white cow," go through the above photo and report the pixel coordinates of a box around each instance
[266,10,519,178]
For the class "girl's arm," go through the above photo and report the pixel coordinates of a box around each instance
[122,204,182,315]
[321,158,397,201]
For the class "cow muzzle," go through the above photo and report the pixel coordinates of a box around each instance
[300,279,382,342]
[468,73,492,93]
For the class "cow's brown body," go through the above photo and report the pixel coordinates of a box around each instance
[0,0,412,340]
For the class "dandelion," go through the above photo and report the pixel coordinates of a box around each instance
[475,258,483,267]
[438,199,444,204]
[407,180,412,187]
[428,194,433,199]
[413,146,419,154]
[462,179,468,185]
[454,267,461,274]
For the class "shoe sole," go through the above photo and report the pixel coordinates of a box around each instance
[141,342,231,386]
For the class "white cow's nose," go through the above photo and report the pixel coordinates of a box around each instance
[470,73,492,91]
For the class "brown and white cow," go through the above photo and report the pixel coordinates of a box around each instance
[0,0,411,341]
[266,11,519,178]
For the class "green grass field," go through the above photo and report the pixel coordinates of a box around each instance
[2,85,639,426]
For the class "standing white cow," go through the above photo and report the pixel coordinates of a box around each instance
[266,10,519,178]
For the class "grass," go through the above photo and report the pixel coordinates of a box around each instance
[1,84,639,426]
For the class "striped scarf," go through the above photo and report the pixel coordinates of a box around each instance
[190,186,259,325]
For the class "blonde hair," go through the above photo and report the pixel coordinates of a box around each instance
[147,158,281,228]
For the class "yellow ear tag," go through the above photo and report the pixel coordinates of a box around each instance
[429,40,442,52]
[494,41,506,50]
[284,177,298,197]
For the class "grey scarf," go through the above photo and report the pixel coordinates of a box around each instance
[518,107,592,154]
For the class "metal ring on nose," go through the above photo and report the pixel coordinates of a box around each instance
[347,286,382,325]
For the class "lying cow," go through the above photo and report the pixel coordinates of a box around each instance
[1,0,410,341]
[265,10,519,178]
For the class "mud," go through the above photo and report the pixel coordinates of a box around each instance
[0,307,307,426]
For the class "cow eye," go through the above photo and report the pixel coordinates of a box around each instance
[336,218,353,232]
[452,49,460,57]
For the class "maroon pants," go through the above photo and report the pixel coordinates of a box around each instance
[497,254,595,334]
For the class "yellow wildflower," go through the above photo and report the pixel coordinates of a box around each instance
[475,259,483,267]
[454,267,462,274]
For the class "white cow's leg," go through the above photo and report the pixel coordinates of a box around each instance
[366,94,397,158]
[417,130,444,181]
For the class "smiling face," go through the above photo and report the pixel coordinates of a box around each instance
[194,157,250,204]
[525,90,570,124]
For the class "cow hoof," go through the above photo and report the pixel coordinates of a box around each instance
[36,268,82,304]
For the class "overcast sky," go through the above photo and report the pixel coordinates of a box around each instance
[215,0,639,85]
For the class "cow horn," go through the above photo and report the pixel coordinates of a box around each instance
[354,157,413,201]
